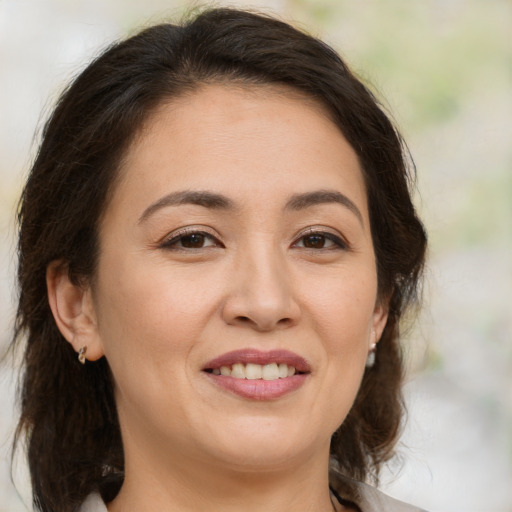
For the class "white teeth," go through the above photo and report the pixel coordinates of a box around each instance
[231,363,246,379]
[245,363,263,380]
[211,363,300,380]
[220,366,231,376]
[262,363,280,380]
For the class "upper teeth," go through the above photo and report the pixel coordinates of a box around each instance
[211,363,296,380]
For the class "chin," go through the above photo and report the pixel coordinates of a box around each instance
[199,417,324,471]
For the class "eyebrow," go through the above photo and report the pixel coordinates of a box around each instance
[138,190,236,224]
[138,188,363,226]
[285,190,363,225]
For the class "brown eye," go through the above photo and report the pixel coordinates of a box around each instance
[302,234,328,249]
[180,233,207,248]
[161,230,221,250]
[294,231,348,250]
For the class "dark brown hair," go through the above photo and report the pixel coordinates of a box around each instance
[12,7,426,511]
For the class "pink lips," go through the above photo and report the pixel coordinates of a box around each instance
[203,349,311,373]
[202,349,311,401]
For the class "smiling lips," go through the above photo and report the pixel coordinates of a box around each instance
[203,349,311,400]
[212,362,297,380]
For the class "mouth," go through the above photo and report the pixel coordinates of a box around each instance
[205,362,304,380]
[202,349,311,400]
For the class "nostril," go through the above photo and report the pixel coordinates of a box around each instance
[230,315,294,332]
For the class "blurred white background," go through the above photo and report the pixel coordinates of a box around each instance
[1,1,511,511]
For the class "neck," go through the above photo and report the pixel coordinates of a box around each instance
[107,441,339,512]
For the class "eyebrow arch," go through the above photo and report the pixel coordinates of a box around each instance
[285,190,364,225]
[138,190,236,224]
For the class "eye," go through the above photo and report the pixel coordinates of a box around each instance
[293,230,348,250]
[160,229,223,250]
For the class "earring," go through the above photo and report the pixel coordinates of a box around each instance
[78,346,87,364]
[366,328,377,368]
[366,343,377,368]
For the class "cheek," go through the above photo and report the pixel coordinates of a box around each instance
[92,251,231,387]
[93,257,199,371]
[301,266,378,346]
[299,264,376,427]
[91,259,213,432]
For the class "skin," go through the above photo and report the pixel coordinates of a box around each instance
[47,84,388,512]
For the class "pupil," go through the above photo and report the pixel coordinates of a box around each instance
[304,235,325,248]
[182,234,205,248]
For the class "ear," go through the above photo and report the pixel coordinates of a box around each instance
[46,260,104,362]
[371,299,389,346]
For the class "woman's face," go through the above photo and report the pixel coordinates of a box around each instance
[86,85,387,472]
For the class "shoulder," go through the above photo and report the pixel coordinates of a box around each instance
[77,493,108,512]
[330,470,428,512]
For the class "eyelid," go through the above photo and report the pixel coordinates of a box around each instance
[160,226,223,249]
[292,226,349,250]
[158,225,348,250]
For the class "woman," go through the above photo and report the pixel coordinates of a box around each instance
[12,7,427,512]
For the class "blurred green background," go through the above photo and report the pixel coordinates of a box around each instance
[1,1,510,511]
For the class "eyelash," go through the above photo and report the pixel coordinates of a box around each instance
[160,228,223,250]
[293,229,349,251]
[160,228,349,251]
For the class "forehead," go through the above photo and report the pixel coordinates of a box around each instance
[109,83,368,222]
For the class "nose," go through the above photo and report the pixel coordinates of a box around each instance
[221,246,301,332]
